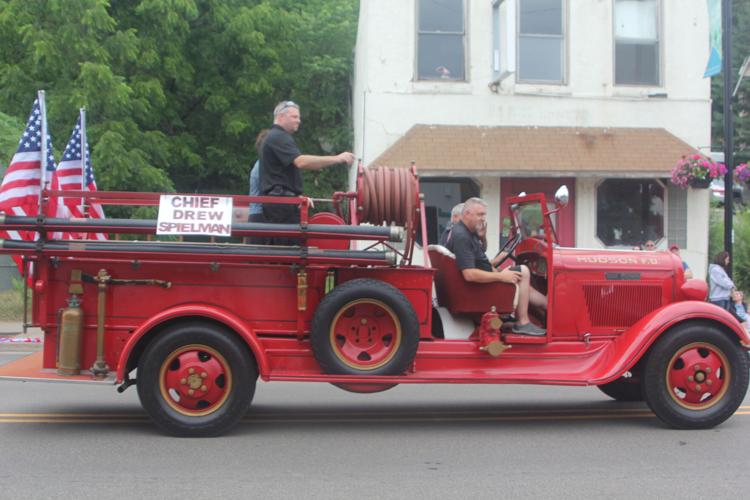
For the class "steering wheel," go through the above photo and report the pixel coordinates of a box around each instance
[493,232,521,268]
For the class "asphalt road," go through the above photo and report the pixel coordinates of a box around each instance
[1,351,748,499]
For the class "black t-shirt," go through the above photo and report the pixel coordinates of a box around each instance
[260,124,302,195]
[445,221,492,272]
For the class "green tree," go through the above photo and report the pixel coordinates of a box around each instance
[0,0,358,205]
[0,111,22,171]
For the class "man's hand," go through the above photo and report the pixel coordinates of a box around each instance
[496,268,522,284]
[337,152,355,165]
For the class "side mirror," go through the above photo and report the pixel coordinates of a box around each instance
[555,185,569,207]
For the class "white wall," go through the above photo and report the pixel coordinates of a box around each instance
[353,0,712,271]
[354,0,711,171]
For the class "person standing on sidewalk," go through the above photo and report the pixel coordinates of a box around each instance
[260,100,354,245]
[708,250,735,311]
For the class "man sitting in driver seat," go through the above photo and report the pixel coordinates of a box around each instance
[445,197,547,336]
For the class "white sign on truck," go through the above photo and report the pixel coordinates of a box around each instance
[157,195,233,236]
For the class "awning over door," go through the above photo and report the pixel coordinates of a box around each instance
[370,125,699,177]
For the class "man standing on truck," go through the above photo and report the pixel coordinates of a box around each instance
[446,197,547,336]
[260,100,355,244]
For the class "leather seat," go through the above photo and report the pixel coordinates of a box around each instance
[428,245,518,316]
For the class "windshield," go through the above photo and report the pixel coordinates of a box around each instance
[511,200,558,241]
[512,201,544,239]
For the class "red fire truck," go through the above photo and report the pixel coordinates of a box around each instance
[1,166,748,436]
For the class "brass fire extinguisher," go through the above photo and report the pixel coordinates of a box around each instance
[57,295,83,376]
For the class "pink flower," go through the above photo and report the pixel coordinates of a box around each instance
[670,154,724,189]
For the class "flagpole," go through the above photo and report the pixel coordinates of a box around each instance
[722,0,734,276]
[80,108,88,220]
[37,90,47,210]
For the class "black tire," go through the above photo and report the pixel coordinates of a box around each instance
[642,323,749,429]
[311,278,419,376]
[136,321,257,437]
[597,376,644,402]
[332,382,398,394]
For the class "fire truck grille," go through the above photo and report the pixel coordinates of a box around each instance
[582,283,663,327]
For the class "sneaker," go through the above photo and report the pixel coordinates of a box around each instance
[511,322,546,336]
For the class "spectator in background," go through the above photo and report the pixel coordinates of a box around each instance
[708,251,735,311]
[439,202,464,246]
[731,289,749,331]
[669,243,693,279]
[644,240,656,251]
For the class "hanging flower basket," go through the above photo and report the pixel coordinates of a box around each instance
[670,154,726,189]
[688,177,711,189]
[735,163,750,184]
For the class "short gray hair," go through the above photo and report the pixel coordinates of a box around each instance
[462,197,487,214]
[451,203,465,218]
[273,100,299,117]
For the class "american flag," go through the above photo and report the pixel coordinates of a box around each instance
[54,112,107,240]
[0,96,56,272]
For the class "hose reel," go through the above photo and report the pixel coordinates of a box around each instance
[355,164,421,264]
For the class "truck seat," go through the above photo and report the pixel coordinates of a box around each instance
[428,245,518,316]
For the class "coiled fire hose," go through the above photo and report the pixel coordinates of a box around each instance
[355,165,420,264]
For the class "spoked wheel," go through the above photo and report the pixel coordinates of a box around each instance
[311,279,419,376]
[137,321,257,437]
[642,323,749,429]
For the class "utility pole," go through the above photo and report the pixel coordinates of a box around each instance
[722,0,734,276]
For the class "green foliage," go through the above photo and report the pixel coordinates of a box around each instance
[732,208,750,291]
[0,0,358,208]
[708,207,724,272]
[708,205,750,291]
[0,111,22,171]
[0,277,30,321]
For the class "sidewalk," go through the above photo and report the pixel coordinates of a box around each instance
[0,321,43,351]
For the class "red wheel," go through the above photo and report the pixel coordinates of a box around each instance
[643,323,749,429]
[664,342,730,410]
[159,345,232,416]
[311,279,419,376]
[330,299,402,371]
[137,321,257,437]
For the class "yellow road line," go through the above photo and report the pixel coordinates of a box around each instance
[1,411,749,425]
[3,405,748,420]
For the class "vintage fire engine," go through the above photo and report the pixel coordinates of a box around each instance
[0,165,748,436]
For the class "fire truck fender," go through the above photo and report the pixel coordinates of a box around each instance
[591,300,750,385]
[116,303,267,383]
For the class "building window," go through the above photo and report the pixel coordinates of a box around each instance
[517,0,565,83]
[419,177,479,245]
[614,0,660,86]
[491,0,516,81]
[417,0,466,81]
[666,183,687,248]
[596,179,664,247]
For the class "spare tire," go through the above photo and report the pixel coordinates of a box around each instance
[311,278,419,376]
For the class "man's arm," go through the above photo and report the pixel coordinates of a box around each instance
[294,152,354,170]
[462,267,521,284]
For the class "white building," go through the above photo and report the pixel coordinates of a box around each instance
[352,0,712,277]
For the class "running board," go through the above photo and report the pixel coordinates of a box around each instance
[0,352,116,385]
